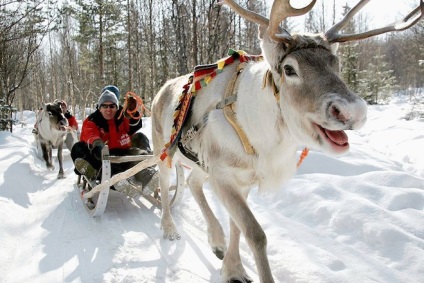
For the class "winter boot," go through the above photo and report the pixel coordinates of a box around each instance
[134,166,159,196]
[131,132,152,154]
[75,158,98,181]
[113,179,140,198]
[128,146,159,196]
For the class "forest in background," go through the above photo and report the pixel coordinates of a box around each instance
[1,0,423,119]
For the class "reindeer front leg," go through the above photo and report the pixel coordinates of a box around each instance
[212,174,274,283]
[222,219,253,283]
[187,168,227,259]
[158,162,181,240]
[41,143,54,170]
[57,142,65,179]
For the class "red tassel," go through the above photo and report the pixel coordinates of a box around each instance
[297,148,309,168]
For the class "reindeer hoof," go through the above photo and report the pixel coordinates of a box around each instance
[163,231,181,241]
[57,173,65,179]
[213,247,225,260]
[229,276,253,283]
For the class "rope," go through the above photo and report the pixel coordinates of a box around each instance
[118,91,151,120]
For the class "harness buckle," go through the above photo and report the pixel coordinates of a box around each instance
[181,126,198,144]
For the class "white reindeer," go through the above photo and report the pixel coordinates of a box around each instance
[151,0,423,282]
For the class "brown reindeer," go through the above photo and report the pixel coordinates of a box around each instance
[35,101,69,179]
[151,0,423,282]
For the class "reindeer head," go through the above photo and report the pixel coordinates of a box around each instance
[44,101,68,132]
[219,0,423,155]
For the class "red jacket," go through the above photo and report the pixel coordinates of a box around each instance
[67,115,78,130]
[80,108,142,150]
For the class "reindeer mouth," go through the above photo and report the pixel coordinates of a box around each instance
[59,126,67,132]
[313,123,349,153]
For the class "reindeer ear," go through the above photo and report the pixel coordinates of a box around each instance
[260,31,287,73]
[330,43,339,55]
[258,25,267,39]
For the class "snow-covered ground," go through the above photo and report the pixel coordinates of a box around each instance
[0,93,423,283]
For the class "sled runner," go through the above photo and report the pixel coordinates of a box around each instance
[77,145,185,217]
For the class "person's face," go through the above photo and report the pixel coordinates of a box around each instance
[99,102,118,120]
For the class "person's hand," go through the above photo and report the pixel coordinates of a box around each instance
[91,140,104,160]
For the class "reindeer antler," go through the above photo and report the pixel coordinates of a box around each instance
[217,0,316,43]
[268,0,316,41]
[326,0,424,43]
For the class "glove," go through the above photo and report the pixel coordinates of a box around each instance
[125,96,138,119]
[90,139,104,160]
[127,96,137,112]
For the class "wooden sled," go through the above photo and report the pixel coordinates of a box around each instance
[76,145,185,217]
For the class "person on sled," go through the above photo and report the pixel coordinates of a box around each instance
[71,85,158,197]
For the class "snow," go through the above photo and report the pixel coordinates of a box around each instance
[1,93,423,283]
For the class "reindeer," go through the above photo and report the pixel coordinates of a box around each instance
[151,0,423,282]
[36,101,69,179]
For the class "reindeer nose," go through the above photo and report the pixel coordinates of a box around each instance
[328,97,367,129]
[328,102,350,125]
[330,104,348,124]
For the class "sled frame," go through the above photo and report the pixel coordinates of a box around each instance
[77,145,185,217]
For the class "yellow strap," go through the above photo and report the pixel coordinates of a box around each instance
[223,63,255,155]
[262,70,280,102]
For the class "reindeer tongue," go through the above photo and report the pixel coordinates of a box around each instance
[324,129,348,145]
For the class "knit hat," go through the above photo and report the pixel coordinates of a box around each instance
[101,85,120,100]
[98,90,119,107]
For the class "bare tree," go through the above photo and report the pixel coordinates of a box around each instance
[7,0,423,113]
[0,0,58,106]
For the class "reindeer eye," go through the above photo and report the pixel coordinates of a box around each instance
[284,65,297,76]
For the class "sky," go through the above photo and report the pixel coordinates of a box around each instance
[339,0,420,27]
[0,90,423,282]
[289,0,422,31]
